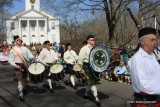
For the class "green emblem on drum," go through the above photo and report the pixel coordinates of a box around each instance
[93,50,107,67]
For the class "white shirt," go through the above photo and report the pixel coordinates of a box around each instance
[64,50,78,64]
[38,48,59,64]
[128,48,160,95]
[78,44,93,65]
[8,46,34,66]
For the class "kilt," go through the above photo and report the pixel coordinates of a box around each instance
[65,64,75,75]
[44,63,53,79]
[83,63,98,86]
[132,93,160,107]
[132,103,160,107]
[14,63,27,81]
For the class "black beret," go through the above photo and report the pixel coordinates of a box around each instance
[86,35,94,40]
[43,41,50,45]
[14,35,20,41]
[138,27,156,38]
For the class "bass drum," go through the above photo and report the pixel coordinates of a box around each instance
[28,62,45,83]
[89,45,120,73]
[50,64,65,81]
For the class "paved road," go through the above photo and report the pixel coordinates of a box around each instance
[0,63,134,107]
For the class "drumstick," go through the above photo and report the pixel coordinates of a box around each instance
[20,68,24,72]
[83,73,89,80]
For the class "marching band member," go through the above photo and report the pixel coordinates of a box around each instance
[8,35,35,101]
[64,43,78,89]
[78,35,101,106]
[129,27,160,107]
[38,41,59,93]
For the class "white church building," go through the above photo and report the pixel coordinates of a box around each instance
[6,0,60,45]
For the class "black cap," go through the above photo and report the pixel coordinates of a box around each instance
[14,35,20,41]
[138,27,156,38]
[43,41,50,45]
[86,35,94,40]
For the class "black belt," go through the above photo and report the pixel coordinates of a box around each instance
[47,63,53,66]
[134,93,159,101]
[83,62,89,66]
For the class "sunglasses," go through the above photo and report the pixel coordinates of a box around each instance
[90,39,95,41]
[16,39,22,42]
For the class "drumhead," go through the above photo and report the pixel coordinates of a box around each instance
[50,64,63,73]
[28,62,45,75]
[89,45,111,72]
[73,64,81,71]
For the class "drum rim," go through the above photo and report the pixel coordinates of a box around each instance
[89,45,111,72]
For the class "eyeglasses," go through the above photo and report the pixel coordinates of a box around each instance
[47,44,50,46]
[145,38,157,42]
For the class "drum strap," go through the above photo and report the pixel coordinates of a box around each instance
[12,48,29,73]
[91,69,100,79]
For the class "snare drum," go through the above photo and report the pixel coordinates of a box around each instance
[73,64,81,71]
[50,64,65,81]
[28,62,45,82]
[73,64,84,79]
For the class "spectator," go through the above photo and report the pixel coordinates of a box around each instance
[83,40,87,47]
[125,68,131,85]
[122,48,128,66]
[35,50,40,61]
[58,43,64,58]
[114,61,126,83]
[53,42,58,53]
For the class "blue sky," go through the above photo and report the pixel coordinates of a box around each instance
[9,1,25,14]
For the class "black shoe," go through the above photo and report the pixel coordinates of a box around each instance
[95,100,101,107]
[73,85,77,89]
[50,89,54,93]
[83,95,89,99]
[20,95,25,101]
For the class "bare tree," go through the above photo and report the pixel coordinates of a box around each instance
[42,0,135,45]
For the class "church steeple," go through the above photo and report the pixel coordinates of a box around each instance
[25,0,40,11]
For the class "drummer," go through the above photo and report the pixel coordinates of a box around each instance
[64,43,78,89]
[38,41,60,93]
[8,35,35,101]
[78,35,101,106]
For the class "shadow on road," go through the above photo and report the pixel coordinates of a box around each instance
[75,88,110,101]
[25,85,47,94]
[0,95,15,107]
[41,83,65,90]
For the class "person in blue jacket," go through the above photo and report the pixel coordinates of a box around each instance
[114,61,126,83]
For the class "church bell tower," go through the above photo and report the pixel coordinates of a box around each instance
[25,0,40,11]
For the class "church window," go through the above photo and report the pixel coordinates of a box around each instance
[32,35,35,37]
[41,35,44,37]
[23,35,26,37]
[11,22,14,29]
[31,23,36,31]
[52,34,55,41]
[51,22,55,29]
[22,24,26,31]
[40,22,44,31]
